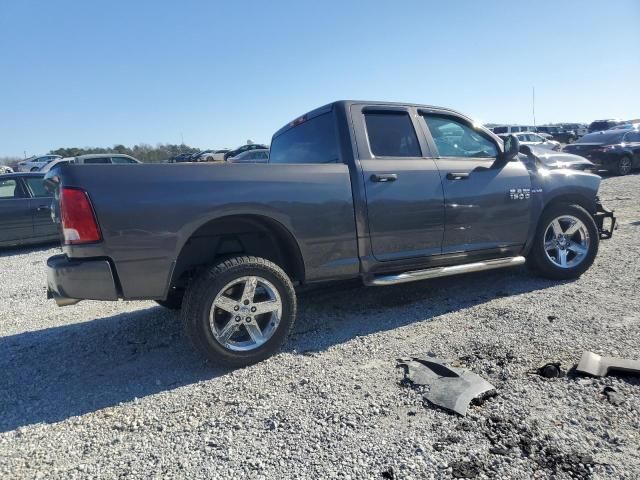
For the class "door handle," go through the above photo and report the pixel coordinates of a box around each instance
[36,205,49,212]
[446,172,470,180]
[371,173,398,183]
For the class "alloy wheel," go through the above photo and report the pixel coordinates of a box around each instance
[209,276,282,352]
[543,215,590,269]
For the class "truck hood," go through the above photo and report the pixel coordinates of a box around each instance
[521,145,594,171]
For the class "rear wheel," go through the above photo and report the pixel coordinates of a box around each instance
[181,256,296,367]
[527,204,599,280]
[614,155,633,176]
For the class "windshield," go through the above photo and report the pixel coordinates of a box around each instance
[575,132,624,144]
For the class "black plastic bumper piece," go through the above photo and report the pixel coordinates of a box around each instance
[47,254,119,302]
[593,201,616,239]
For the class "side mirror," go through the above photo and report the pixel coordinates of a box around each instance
[499,134,520,165]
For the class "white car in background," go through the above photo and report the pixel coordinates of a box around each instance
[40,153,141,172]
[0,165,13,174]
[201,149,231,162]
[16,155,61,172]
[499,132,561,151]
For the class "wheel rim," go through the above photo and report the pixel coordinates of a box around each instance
[209,276,282,352]
[543,215,590,269]
[619,157,632,175]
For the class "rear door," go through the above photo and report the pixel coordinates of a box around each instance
[23,175,57,240]
[420,111,531,254]
[0,178,32,246]
[351,105,444,261]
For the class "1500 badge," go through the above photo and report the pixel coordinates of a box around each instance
[509,188,531,200]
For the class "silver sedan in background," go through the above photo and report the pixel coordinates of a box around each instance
[227,149,270,163]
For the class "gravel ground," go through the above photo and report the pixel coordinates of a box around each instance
[1,174,639,479]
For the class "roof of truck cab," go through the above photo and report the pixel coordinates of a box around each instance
[273,100,476,139]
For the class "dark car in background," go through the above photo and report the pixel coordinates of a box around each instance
[223,144,268,160]
[588,119,623,133]
[0,173,56,247]
[563,129,640,175]
[171,153,196,163]
[535,126,577,144]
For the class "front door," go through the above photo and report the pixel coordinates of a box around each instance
[0,178,32,246]
[420,112,531,254]
[352,106,445,261]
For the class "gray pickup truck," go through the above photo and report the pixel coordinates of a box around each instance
[45,101,615,366]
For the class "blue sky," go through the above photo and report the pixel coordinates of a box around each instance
[1,0,638,157]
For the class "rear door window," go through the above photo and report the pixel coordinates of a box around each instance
[364,112,421,157]
[83,157,111,164]
[111,156,137,164]
[270,112,339,164]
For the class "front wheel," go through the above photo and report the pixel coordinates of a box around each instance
[527,204,599,280]
[181,256,296,367]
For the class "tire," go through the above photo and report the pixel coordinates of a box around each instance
[527,203,599,280]
[614,155,633,176]
[30,167,39,172]
[155,289,184,310]
[181,256,296,368]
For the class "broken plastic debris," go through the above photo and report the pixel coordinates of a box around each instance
[575,351,640,377]
[398,357,495,416]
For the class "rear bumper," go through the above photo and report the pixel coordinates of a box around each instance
[593,201,616,239]
[47,254,119,305]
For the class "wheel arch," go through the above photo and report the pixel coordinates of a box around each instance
[168,214,306,294]
[523,192,597,256]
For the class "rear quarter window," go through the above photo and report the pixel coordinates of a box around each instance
[270,112,339,164]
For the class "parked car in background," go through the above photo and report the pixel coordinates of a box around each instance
[228,149,270,163]
[562,123,588,138]
[0,165,14,174]
[588,119,623,133]
[490,125,532,135]
[202,149,231,162]
[171,153,195,163]
[535,126,577,144]
[190,150,214,162]
[0,173,57,247]
[499,132,560,151]
[606,123,640,131]
[40,154,141,172]
[563,129,640,175]
[224,144,268,160]
[519,145,594,171]
[16,155,61,172]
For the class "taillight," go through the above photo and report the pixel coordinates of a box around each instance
[60,187,102,244]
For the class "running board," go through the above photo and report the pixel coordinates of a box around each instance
[364,256,526,286]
